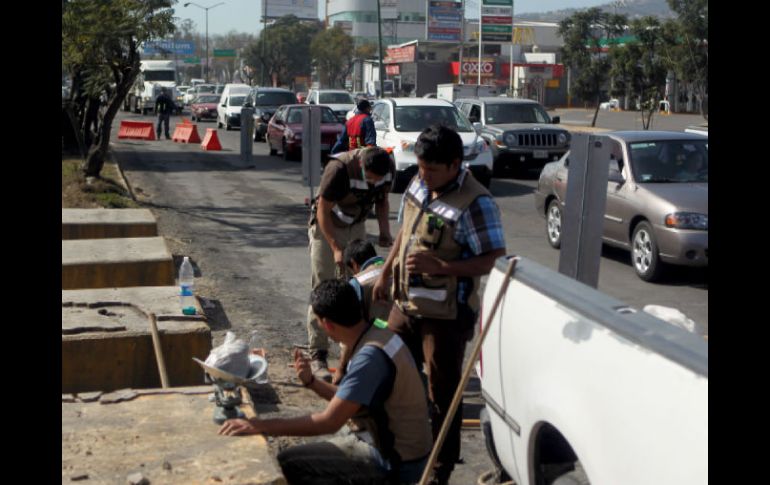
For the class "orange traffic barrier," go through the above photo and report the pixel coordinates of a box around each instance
[172,122,202,143]
[118,120,156,141]
[201,128,222,151]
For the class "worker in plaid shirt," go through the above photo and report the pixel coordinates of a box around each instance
[373,125,506,485]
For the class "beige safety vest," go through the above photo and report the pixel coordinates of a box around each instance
[320,148,393,228]
[347,326,433,462]
[392,170,490,320]
[354,262,393,323]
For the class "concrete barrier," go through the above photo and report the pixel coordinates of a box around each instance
[62,208,158,240]
[62,286,211,394]
[62,237,175,289]
[62,387,286,484]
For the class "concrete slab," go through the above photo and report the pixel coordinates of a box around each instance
[62,386,286,484]
[62,286,211,393]
[62,208,158,240]
[62,237,175,289]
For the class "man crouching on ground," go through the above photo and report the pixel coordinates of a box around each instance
[219,279,433,485]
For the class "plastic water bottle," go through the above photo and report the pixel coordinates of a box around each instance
[179,256,196,315]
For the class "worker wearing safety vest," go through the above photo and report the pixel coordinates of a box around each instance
[306,147,395,382]
[373,125,507,485]
[220,280,433,485]
[331,99,377,154]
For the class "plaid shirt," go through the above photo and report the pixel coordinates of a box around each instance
[398,169,506,304]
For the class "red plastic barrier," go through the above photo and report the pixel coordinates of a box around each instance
[172,122,202,143]
[201,129,222,151]
[118,121,156,141]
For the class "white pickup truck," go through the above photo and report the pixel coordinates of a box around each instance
[479,256,707,485]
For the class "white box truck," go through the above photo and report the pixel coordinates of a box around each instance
[436,83,498,102]
[123,60,178,115]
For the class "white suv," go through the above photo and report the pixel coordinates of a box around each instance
[306,89,355,122]
[371,98,493,192]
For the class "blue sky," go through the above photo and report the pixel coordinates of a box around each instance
[177,0,610,37]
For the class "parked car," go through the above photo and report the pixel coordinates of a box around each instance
[479,255,707,485]
[371,98,493,192]
[599,98,620,110]
[455,97,570,176]
[534,131,708,281]
[306,89,355,122]
[266,104,344,161]
[190,94,221,122]
[176,85,191,106]
[215,84,225,95]
[244,87,298,141]
[217,84,251,130]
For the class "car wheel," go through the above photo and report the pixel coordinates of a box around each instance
[218,120,223,129]
[546,199,563,249]
[226,122,232,131]
[191,115,196,122]
[551,463,590,485]
[631,221,663,281]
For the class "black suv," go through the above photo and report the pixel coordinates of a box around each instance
[244,87,298,142]
[455,97,570,176]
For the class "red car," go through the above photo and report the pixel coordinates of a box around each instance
[267,105,344,161]
[190,94,221,122]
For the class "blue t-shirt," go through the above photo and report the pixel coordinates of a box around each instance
[336,345,395,407]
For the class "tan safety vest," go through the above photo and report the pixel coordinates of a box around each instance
[317,148,393,228]
[392,170,490,320]
[346,326,433,462]
[353,261,393,322]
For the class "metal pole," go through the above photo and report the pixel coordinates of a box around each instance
[478,0,482,85]
[376,0,385,98]
[261,0,266,86]
[459,0,465,84]
[509,2,514,95]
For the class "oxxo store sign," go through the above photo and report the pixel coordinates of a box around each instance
[451,59,497,80]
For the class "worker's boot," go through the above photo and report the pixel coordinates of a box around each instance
[309,349,332,383]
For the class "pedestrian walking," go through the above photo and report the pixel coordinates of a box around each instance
[154,87,175,140]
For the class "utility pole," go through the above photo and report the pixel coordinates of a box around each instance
[184,2,226,83]
[376,0,385,98]
[459,0,465,84]
[261,0,267,86]
[478,0,482,85]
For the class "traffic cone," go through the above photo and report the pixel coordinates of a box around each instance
[201,128,222,151]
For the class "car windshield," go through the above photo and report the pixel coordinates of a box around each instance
[143,71,175,81]
[197,85,215,93]
[394,105,473,132]
[285,107,339,124]
[216,85,225,94]
[485,103,551,124]
[255,92,297,106]
[319,92,354,104]
[195,95,220,104]
[229,96,246,107]
[629,140,708,183]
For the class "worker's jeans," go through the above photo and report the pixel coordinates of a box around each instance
[156,113,170,139]
[306,221,366,354]
[277,428,389,485]
[387,304,477,482]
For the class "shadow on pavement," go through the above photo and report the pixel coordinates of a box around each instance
[601,245,708,289]
[114,146,300,174]
[198,297,232,332]
[489,178,536,198]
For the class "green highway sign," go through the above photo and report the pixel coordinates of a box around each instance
[213,49,236,58]
[183,56,200,64]
[482,25,513,33]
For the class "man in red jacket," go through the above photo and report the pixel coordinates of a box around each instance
[331,99,377,154]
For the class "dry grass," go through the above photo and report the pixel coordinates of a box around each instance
[62,157,138,209]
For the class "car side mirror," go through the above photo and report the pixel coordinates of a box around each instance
[552,116,560,124]
[473,122,482,134]
[608,160,624,183]
[374,120,387,130]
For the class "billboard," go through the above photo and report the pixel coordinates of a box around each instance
[481,0,513,43]
[426,0,463,43]
[384,45,416,64]
[266,0,318,20]
[142,40,196,56]
[382,0,399,20]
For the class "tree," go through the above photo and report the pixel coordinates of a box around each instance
[62,0,175,177]
[243,15,322,87]
[559,8,627,126]
[661,0,707,119]
[311,26,355,88]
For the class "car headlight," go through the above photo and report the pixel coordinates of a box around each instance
[664,212,708,230]
[504,133,517,146]
[557,133,568,145]
[401,141,415,152]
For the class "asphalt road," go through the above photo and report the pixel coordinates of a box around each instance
[110,109,707,483]
[550,107,706,132]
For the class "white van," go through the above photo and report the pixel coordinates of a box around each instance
[217,84,251,130]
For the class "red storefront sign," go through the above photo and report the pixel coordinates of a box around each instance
[384,45,416,64]
[450,61,495,78]
[385,65,400,75]
[482,16,513,24]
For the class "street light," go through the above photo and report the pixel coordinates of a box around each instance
[184,2,225,83]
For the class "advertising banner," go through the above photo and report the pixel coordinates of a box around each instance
[481,0,513,43]
[384,45,416,64]
[266,0,318,20]
[142,40,196,56]
[426,0,463,43]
